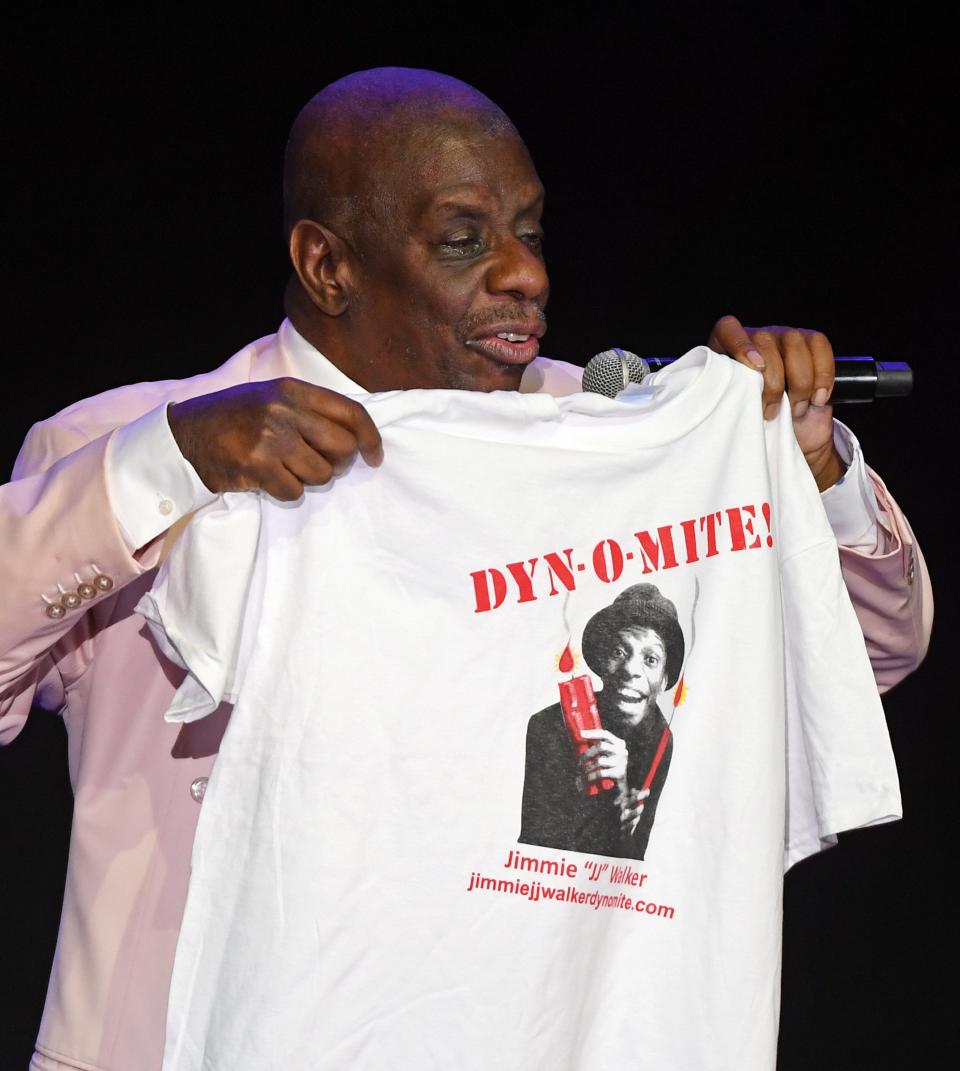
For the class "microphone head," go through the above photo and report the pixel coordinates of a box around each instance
[582,348,650,398]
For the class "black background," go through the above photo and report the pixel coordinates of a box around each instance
[2,5,956,1068]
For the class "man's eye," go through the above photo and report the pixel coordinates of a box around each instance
[441,236,484,256]
[520,231,544,251]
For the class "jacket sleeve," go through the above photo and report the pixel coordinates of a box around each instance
[838,466,932,694]
[0,417,166,740]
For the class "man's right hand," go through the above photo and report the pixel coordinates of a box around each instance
[167,378,384,500]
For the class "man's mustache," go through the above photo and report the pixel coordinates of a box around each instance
[457,304,547,340]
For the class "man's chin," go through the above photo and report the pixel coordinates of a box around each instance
[475,363,527,393]
[441,352,528,392]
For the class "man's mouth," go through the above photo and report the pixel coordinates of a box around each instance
[615,687,649,707]
[463,321,545,366]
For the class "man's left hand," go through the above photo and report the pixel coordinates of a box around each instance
[618,787,650,836]
[708,315,846,491]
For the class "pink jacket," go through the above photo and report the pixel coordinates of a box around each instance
[1,329,933,1071]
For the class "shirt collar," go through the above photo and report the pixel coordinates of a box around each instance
[279,319,368,395]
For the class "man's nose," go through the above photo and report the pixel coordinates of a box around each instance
[486,237,549,303]
[621,653,646,680]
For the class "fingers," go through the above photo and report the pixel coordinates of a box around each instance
[777,331,831,416]
[781,330,814,416]
[283,445,335,488]
[583,754,621,775]
[774,327,835,418]
[264,380,384,497]
[258,443,334,501]
[170,378,384,496]
[295,382,384,468]
[621,788,650,811]
[581,733,628,783]
[807,330,836,408]
[580,734,621,759]
[709,317,837,423]
[294,416,365,478]
[707,315,766,372]
[749,330,786,419]
[708,315,783,419]
[259,465,309,503]
[619,787,649,831]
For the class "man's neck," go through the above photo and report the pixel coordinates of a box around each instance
[284,280,372,389]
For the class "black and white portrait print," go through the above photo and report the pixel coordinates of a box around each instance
[519,582,686,860]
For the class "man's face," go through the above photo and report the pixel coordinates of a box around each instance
[346,118,549,392]
[598,627,668,727]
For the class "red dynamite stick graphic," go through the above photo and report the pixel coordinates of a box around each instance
[641,670,685,791]
[640,726,672,793]
[558,674,616,795]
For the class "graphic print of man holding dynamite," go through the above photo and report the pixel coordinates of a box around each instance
[519,583,687,860]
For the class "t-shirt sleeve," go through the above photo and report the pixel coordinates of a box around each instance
[781,538,903,869]
[136,491,264,723]
[761,398,902,869]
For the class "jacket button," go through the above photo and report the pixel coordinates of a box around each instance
[61,591,82,610]
[190,777,209,803]
[44,603,66,620]
[94,574,114,592]
[77,582,97,600]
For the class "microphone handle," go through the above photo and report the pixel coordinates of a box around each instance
[643,356,913,402]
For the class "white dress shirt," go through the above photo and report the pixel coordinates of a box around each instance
[105,319,887,555]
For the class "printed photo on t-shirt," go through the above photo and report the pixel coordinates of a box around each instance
[518,580,694,860]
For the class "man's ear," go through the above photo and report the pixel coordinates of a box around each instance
[288,219,355,316]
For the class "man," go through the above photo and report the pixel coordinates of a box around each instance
[520,583,686,860]
[0,68,931,1071]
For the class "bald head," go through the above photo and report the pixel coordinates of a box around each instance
[283,67,517,240]
[282,68,547,394]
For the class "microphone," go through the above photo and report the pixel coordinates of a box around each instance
[582,348,913,403]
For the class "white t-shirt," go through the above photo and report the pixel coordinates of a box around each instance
[140,347,901,1071]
